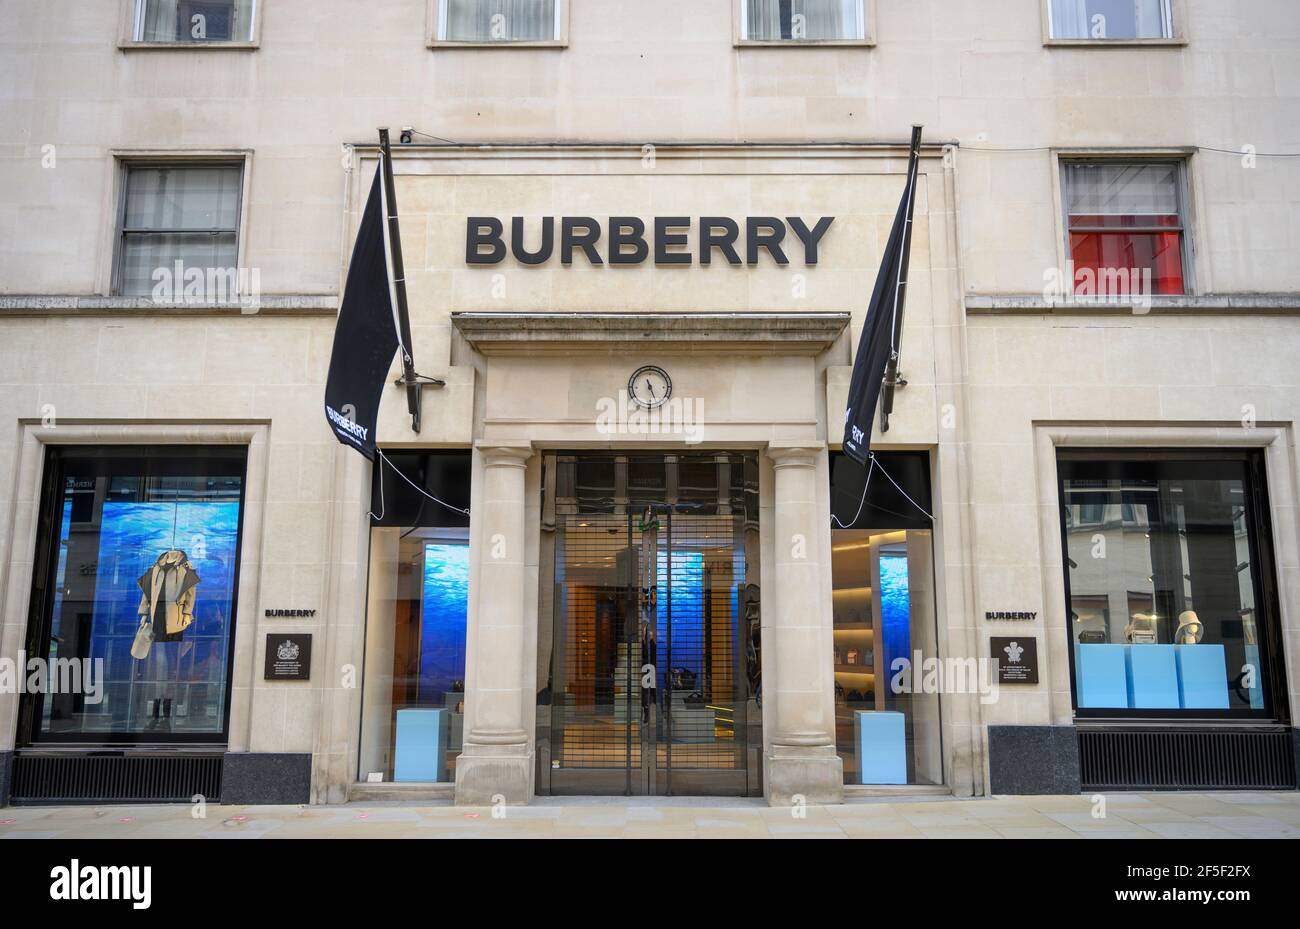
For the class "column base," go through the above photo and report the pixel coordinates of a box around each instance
[765,743,843,806]
[454,743,534,806]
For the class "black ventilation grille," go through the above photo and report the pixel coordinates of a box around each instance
[1079,728,1296,791]
[10,753,223,804]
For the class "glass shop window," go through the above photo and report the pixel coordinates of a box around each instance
[359,451,472,784]
[132,0,257,42]
[829,452,942,786]
[1048,0,1173,40]
[19,446,246,745]
[437,0,561,42]
[1060,452,1285,719]
[1061,160,1188,296]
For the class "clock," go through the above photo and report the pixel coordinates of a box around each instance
[628,365,671,409]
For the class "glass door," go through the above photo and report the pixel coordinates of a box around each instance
[538,453,760,796]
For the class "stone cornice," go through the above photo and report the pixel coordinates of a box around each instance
[451,311,850,355]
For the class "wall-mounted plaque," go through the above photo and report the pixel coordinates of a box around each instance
[264,633,312,681]
[991,636,1039,684]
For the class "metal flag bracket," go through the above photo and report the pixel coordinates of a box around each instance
[392,371,446,433]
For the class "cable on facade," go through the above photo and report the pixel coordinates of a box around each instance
[369,448,471,520]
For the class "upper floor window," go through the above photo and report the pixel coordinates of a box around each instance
[1048,0,1173,40]
[435,0,562,43]
[132,0,257,43]
[115,162,243,298]
[1061,160,1189,296]
[741,0,867,43]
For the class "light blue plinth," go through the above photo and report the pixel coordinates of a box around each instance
[1075,644,1129,708]
[854,710,906,785]
[1176,644,1230,709]
[394,708,449,782]
[1125,645,1180,708]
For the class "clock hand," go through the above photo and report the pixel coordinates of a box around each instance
[645,378,656,400]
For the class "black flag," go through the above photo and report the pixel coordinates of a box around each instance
[842,126,922,465]
[323,165,401,460]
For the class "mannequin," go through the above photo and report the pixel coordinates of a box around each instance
[1174,609,1205,645]
[134,549,201,732]
[136,549,200,643]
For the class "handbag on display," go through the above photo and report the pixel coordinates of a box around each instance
[130,617,154,660]
[684,691,705,707]
[669,667,696,690]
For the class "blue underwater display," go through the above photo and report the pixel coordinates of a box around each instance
[879,554,911,706]
[656,549,705,683]
[419,542,470,700]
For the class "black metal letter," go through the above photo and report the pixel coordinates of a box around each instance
[746,216,788,265]
[561,216,604,265]
[699,217,741,266]
[654,217,692,265]
[608,216,649,265]
[787,216,835,265]
[511,216,554,265]
[466,217,506,264]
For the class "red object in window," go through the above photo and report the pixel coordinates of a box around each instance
[1068,214,1185,295]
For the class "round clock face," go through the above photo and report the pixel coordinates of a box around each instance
[628,365,671,409]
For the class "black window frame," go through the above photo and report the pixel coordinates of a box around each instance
[18,444,249,748]
[1058,448,1288,723]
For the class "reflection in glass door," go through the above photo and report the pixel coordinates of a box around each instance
[537,453,760,796]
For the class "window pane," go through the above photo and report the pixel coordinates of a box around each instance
[1050,0,1170,40]
[360,453,472,784]
[119,232,238,297]
[1069,231,1185,294]
[124,165,241,231]
[34,448,245,742]
[1061,456,1272,716]
[1064,162,1180,216]
[745,0,864,41]
[137,0,256,42]
[443,0,557,41]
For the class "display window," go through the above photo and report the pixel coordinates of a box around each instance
[1059,451,1287,719]
[829,451,942,786]
[359,451,472,784]
[19,446,247,744]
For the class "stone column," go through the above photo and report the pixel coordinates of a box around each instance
[455,443,533,805]
[766,445,843,804]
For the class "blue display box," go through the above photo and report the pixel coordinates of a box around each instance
[1175,645,1230,709]
[1124,644,1180,709]
[1075,644,1129,708]
[854,710,906,785]
[394,708,449,782]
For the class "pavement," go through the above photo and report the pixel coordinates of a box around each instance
[2,791,1299,838]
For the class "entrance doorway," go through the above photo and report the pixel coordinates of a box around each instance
[537,452,761,796]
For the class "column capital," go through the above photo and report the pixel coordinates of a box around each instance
[477,442,533,468]
[767,444,821,470]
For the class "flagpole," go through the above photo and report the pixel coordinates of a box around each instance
[378,126,423,433]
[880,124,923,434]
